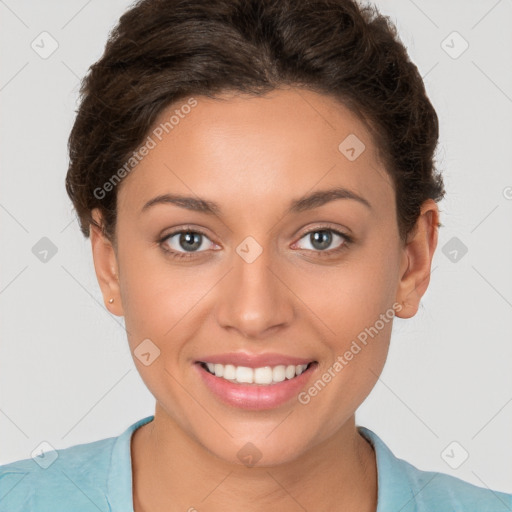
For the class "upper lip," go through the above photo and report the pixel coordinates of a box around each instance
[196,352,315,368]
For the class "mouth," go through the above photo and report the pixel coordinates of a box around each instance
[194,359,319,410]
[197,361,317,385]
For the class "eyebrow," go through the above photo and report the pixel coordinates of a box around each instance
[140,186,372,216]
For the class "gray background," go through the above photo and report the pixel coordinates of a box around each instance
[1,0,511,494]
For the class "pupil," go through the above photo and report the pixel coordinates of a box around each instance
[311,231,331,250]
[180,232,201,251]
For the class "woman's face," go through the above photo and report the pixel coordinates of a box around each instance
[92,87,437,465]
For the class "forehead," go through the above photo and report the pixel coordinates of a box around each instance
[117,87,394,218]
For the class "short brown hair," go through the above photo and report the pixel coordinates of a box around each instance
[65,0,445,244]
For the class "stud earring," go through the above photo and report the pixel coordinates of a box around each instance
[108,298,114,304]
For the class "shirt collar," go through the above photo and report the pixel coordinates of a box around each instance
[106,415,155,512]
[105,417,416,512]
[358,426,417,512]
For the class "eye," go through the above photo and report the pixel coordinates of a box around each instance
[159,225,353,261]
[294,227,352,255]
[159,228,216,259]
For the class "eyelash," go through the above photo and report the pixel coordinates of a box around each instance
[158,226,354,261]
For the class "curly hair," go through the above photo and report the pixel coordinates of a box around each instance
[65,0,445,245]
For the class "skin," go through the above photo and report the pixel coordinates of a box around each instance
[90,87,439,511]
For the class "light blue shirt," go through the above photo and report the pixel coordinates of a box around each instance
[1,415,511,511]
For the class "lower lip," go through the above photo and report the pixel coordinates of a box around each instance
[194,362,317,410]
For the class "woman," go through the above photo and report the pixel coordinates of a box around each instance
[1,0,511,510]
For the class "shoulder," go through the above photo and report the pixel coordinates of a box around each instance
[397,452,512,511]
[0,435,117,512]
[358,426,512,512]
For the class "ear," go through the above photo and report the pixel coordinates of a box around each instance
[90,208,124,317]
[395,199,440,319]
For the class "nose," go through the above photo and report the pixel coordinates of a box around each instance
[214,242,295,340]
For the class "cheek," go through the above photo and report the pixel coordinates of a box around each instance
[293,246,399,337]
[119,249,212,356]
[289,243,398,394]
[295,273,394,433]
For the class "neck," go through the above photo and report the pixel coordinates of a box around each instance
[131,404,378,512]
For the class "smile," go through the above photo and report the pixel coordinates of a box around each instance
[194,360,318,410]
[199,361,313,385]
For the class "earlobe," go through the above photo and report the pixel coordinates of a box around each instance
[90,209,124,317]
[395,199,440,319]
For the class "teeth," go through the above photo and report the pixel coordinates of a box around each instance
[202,362,310,385]
[223,364,236,380]
[272,365,286,382]
[254,366,273,384]
[235,366,253,383]
[285,365,296,379]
